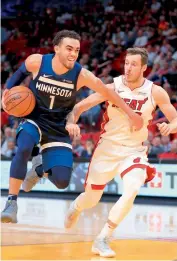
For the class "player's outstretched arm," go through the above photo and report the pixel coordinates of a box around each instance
[152,85,177,135]
[77,68,143,131]
[5,54,42,90]
[67,91,107,124]
[65,90,106,138]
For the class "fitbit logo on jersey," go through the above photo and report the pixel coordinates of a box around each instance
[36,82,72,97]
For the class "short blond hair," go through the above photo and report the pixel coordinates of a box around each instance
[126,47,148,65]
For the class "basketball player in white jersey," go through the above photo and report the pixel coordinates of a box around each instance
[64,47,177,258]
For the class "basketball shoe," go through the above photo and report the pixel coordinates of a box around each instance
[22,154,42,192]
[1,199,18,223]
[92,237,116,257]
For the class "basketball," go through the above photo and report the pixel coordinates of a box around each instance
[2,86,36,117]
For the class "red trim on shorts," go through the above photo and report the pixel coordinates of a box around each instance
[120,164,156,183]
[100,101,109,136]
[91,184,106,190]
[84,102,109,189]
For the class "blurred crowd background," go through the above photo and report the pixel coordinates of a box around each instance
[1,0,177,160]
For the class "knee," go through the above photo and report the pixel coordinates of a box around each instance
[49,166,72,189]
[55,180,70,189]
[122,169,146,201]
[17,130,36,160]
[121,185,140,204]
[121,190,137,204]
[17,145,33,160]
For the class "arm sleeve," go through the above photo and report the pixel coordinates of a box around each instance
[6,62,31,89]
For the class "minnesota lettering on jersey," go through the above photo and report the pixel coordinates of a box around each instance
[36,82,72,97]
[112,97,148,114]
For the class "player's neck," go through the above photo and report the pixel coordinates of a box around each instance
[52,55,69,75]
[123,76,145,90]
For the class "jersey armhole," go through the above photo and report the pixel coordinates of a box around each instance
[150,84,156,109]
[75,63,82,90]
[33,55,44,80]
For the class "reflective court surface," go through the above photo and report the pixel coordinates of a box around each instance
[1,197,177,260]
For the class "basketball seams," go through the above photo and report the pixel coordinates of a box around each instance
[3,87,36,117]
[19,93,34,117]
[5,92,30,112]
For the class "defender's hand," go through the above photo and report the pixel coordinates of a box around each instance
[65,123,81,139]
[157,122,172,136]
[130,112,144,131]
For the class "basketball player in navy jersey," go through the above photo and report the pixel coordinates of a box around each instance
[1,30,143,223]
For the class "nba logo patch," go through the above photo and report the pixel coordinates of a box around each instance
[149,172,162,188]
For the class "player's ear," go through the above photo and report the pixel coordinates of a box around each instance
[54,45,60,54]
[142,64,147,72]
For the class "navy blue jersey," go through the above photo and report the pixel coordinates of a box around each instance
[26,54,82,145]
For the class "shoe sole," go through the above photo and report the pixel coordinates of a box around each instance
[92,247,116,258]
[1,216,17,223]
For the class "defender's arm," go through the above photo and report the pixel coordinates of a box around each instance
[152,85,177,135]
[77,68,143,131]
[67,88,109,124]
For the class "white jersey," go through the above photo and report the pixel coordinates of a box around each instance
[101,75,156,147]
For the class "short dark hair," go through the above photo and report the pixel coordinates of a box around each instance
[53,30,81,46]
[126,47,148,65]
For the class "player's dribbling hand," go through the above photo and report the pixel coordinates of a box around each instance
[130,112,144,131]
[65,123,81,139]
[2,89,9,110]
[157,122,172,136]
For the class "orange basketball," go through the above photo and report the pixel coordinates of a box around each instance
[2,86,36,117]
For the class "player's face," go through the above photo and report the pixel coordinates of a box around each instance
[56,38,80,69]
[124,54,147,83]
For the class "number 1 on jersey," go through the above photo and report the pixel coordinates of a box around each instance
[49,95,55,109]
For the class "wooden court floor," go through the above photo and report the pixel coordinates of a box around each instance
[1,197,177,260]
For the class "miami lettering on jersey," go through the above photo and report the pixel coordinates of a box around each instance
[112,97,148,114]
[100,75,156,147]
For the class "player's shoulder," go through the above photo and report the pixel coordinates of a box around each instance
[152,84,166,94]
[152,84,169,102]
[26,53,43,63]
[25,53,43,72]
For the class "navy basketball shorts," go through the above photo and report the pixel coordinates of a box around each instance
[16,120,73,172]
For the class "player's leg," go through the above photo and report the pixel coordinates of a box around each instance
[1,126,39,223]
[40,146,74,189]
[22,157,72,192]
[22,154,45,192]
[92,168,147,257]
[64,185,104,229]
[48,165,72,189]
[64,140,115,229]
[22,146,73,191]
